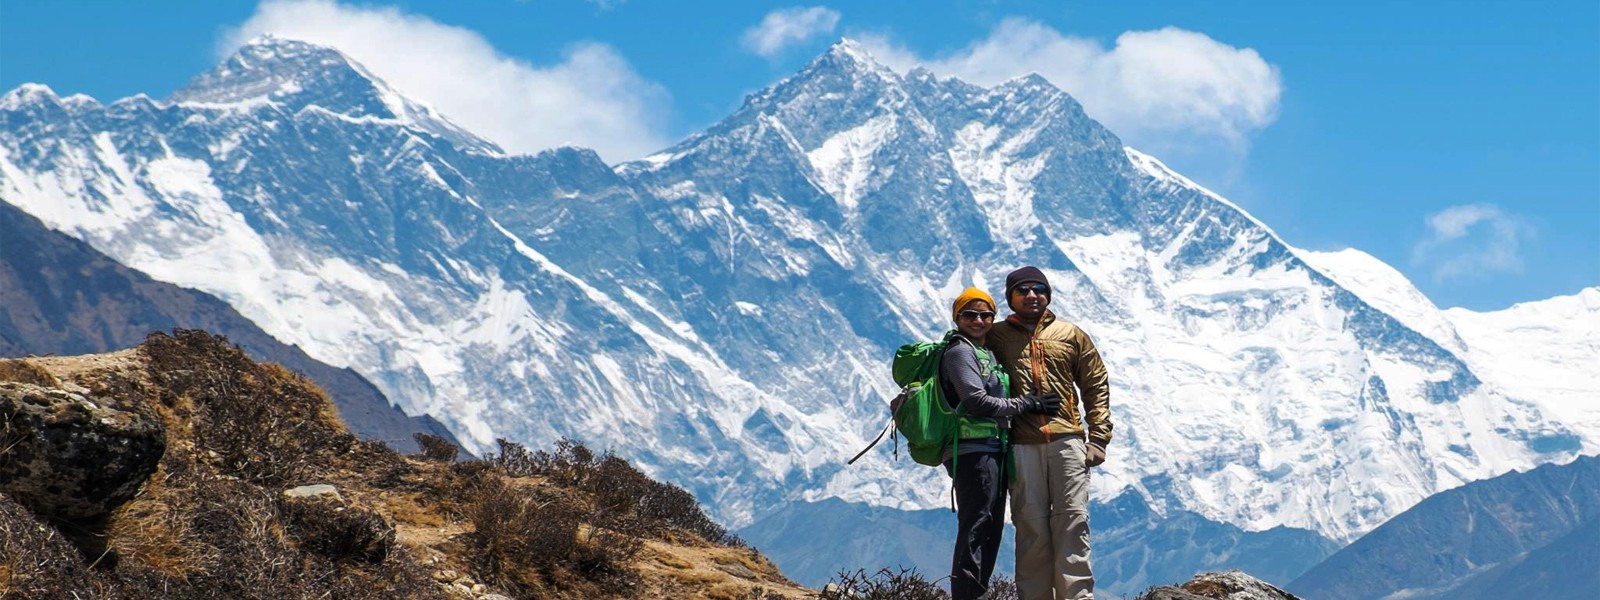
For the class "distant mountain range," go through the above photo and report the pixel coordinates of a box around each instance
[1291,454,1599,600]
[2,35,1594,591]
[0,197,457,453]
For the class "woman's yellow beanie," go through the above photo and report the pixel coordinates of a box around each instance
[951,287,996,322]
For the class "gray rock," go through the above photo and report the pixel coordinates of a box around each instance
[283,483,343,502]
[1136,570,1303,600]
[0,382,164,520]
[715,561,759,579]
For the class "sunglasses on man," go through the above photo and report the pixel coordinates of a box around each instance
[1012,283,1050,296]
[958,310,996,321]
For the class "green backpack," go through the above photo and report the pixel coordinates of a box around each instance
[849,331,1010,468]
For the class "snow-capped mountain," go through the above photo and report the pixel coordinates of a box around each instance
[1,36,1592,548]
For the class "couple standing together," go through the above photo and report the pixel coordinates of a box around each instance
[940,266,1112,600]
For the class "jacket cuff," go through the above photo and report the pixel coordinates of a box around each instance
[1088,436,1110,451]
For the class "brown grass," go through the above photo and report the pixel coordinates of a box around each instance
[0,359,57,387]
[656,551,695,570]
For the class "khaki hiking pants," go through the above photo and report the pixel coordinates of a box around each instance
[1010,436,1093,600]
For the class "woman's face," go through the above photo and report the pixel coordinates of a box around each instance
[956,300,995,340]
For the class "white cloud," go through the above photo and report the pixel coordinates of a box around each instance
[857,19,1282,176]
[221,0,670,162]
[742,7,842,58]
[1412,203,1533,282]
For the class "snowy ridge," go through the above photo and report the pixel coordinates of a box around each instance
[1,37,1592,547]
[1296,247,1467,354]
[1443,289,1600,448]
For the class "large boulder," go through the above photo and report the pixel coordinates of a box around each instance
[1136,570,1303,600]
[0,382,165,520]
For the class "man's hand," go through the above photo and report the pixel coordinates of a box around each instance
[1085,443,1106,468]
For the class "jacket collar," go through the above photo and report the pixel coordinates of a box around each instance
[1005,309,1056,333]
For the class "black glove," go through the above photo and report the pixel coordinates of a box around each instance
[1021,393,1062,416]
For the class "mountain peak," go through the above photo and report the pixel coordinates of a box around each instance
[172,35,499,154]
[825,38,875,63]
[805,37,899,81]
[0,83,61,111]
[171,36,362,106]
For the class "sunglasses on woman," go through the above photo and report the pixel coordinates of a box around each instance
[958,310,996,321]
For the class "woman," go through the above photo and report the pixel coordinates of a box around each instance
[941,288,1062,600]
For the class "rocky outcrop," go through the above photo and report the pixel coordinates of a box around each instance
[1137,570,1304,600]
[0,381,164,520]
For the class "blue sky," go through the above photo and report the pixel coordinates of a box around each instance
[2,0,1595,311]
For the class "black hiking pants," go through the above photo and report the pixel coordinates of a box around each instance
[949,449,1007,600]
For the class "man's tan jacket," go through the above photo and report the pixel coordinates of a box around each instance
[985,309,1113,447]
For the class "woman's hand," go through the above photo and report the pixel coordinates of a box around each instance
[1021,393,1062,416]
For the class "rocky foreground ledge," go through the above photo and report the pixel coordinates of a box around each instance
[0,330,807,599]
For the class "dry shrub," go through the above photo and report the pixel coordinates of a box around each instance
[467,476,641,598]
[141,329,355,486]
[981,575,1017,599]
[491,437,742,546]
[707,581,764,600]
[105,470,206,580]
[279,495,396,563]
[411,458,496,520]
[0,493,111,599]
[821,568,951,600]
[413,432,458,462]
[106,462,441,600]
[0,359,57,387]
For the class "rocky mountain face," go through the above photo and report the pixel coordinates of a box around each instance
[0,199,458,453]
[2,35,1593,578]
[1289,454,1600,600]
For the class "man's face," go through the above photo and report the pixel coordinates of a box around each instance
[1009,281,1050,320]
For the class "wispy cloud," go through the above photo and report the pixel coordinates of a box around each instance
[1412,203,1534,282]
[221,0,670,162]
[857,20,1282,179]
[742,6,842,58]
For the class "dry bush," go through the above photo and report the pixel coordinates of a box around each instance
[141,329,356,486]
[983,576,1018,599]
[413,432,459,462]
[0,359,57,387]
[467,476,641,598]
[707,581,780,600]
[0,493,112,599]
[491,437,743,546]
[279,495,396,564]
[106,462,441,600]
[105,469,207,580]
[821,568,951,600]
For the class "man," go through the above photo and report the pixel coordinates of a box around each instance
[985,266,1112,600]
